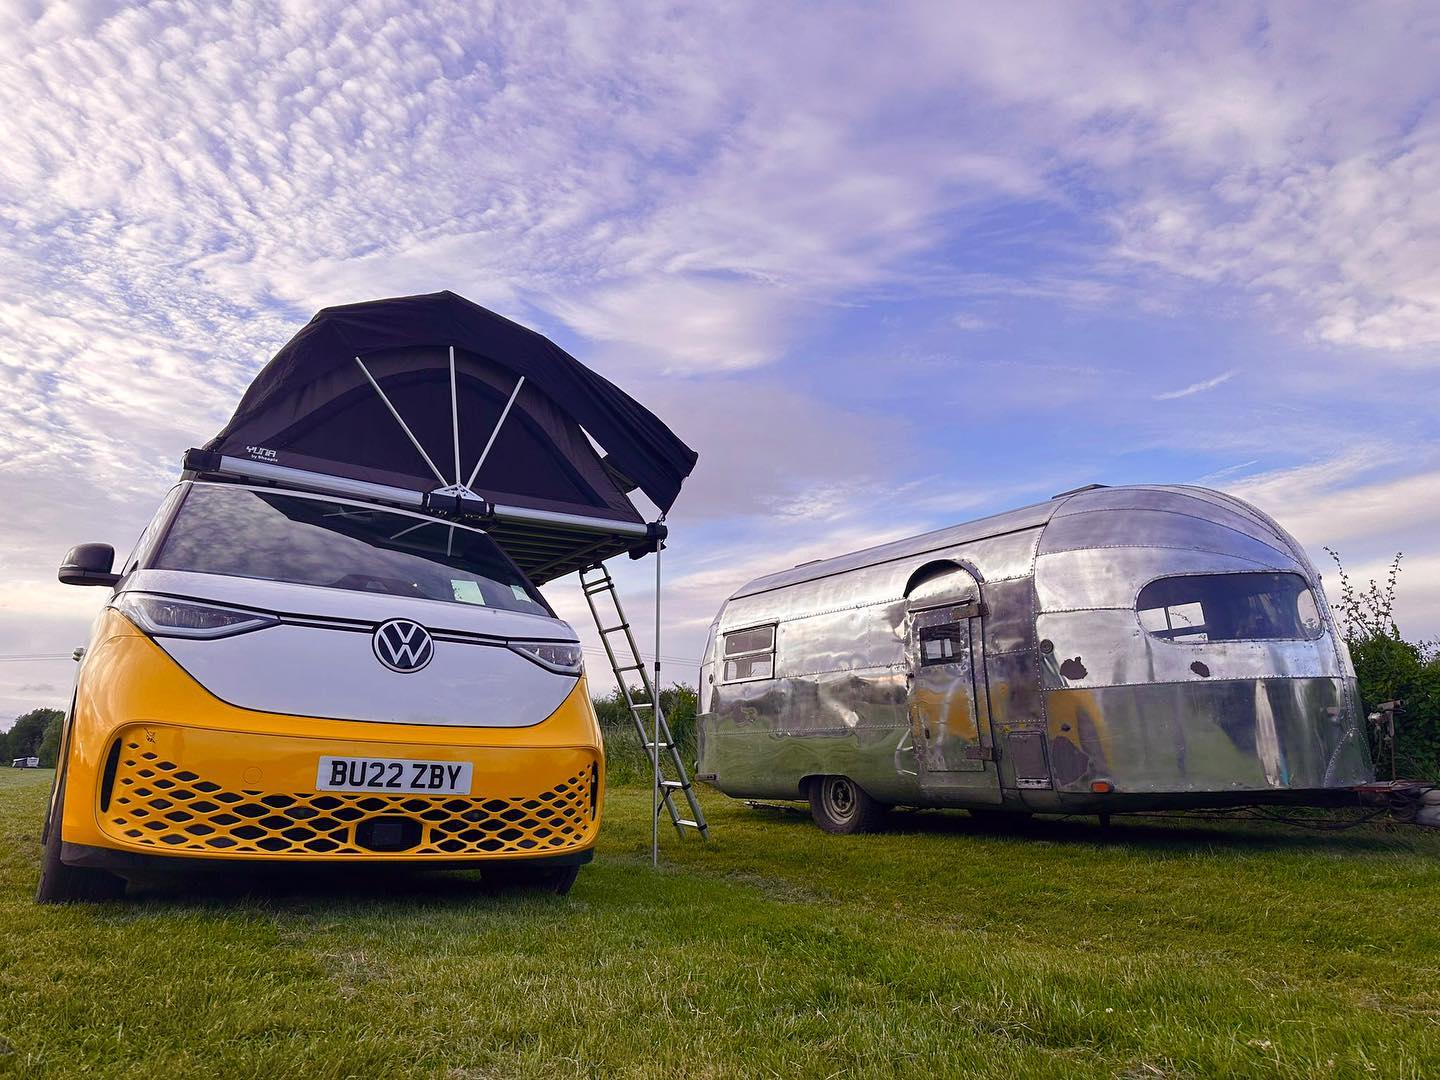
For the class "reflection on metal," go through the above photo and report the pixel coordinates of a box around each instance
[697,485,1373,813]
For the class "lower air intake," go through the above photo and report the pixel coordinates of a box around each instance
[100,740,597,858]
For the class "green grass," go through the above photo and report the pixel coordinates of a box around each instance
[2,769,1439,1078]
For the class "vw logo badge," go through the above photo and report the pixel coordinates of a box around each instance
[372,619,434,673]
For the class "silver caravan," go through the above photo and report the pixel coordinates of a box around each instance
[695,485,1373,832]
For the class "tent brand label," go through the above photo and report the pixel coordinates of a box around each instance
[245,445,278,461]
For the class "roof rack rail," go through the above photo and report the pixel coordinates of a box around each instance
[182,449,653,540]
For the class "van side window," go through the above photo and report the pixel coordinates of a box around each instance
[919,623,968,666]
[1137,572,1323,643]
[722,625,776,682]
[121,485,186,577]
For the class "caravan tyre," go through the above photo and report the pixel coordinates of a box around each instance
[807,776,887,835]
[35,776,126,904]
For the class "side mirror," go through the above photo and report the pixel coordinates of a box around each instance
[58,543,120,588]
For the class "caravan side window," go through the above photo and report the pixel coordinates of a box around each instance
[919,623,969,666]
[722,625,776,682]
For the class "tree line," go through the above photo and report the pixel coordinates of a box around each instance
[0,708,63,767]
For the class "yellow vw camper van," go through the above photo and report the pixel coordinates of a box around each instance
[38,292,697,901]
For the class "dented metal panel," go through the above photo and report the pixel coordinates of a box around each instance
[1045,678,1370,794]
[1034,546,1303,613]
[1034,609,1345,689]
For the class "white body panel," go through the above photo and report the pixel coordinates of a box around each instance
[120,569,580,728]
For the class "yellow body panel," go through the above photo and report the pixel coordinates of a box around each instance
[59,610,604,862]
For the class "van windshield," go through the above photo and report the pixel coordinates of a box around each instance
[1137,572,1322,643]
[152,484,551,614]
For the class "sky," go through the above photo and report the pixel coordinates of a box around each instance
[1,0,1439,721]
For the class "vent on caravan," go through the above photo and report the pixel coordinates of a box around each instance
[1052,483,1109,499]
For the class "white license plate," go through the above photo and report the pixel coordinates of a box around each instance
[317,756,473,795]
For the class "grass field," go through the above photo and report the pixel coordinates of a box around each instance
[2,768,1439,1079]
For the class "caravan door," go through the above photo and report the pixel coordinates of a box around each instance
[905,567,1002,802]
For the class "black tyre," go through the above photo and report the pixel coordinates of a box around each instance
[35,777,126,904]
[807,775,887,835]
[483,863,581,896]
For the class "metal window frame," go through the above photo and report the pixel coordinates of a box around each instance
[917,621,970,667]
[720,623,777,684]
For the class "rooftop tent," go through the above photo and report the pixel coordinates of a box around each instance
[190,291,698,583]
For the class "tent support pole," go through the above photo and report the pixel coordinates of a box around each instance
[448,345,462,486]
[653,538,662,868]
[465,374,525,491]
[353,355,450,487]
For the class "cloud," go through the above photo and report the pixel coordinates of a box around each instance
[1223,451,1440,638]
[1,0,1438,708]
[1155,369,1238,400]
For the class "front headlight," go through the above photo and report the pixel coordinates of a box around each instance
[113,593,279,639]
[509,640,584,675]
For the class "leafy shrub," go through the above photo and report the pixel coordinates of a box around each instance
[593,682,698,785]
[1325,551,1440,779]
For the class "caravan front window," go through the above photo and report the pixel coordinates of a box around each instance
[1137,572,1323,643]
[722,625,775,682]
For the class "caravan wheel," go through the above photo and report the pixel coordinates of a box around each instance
[807,776,887,835]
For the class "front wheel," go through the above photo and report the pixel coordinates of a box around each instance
[35,776,126,904]
[807,776,887,835]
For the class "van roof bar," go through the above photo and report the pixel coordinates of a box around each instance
[182,448,652,542]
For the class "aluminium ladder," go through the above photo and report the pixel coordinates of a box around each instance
[579,562,709,842]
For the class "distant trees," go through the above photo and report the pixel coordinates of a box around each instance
[1325,551,1440,779]
[1,708,65,766]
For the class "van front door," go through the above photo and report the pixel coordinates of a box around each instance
[905,569,1001,802]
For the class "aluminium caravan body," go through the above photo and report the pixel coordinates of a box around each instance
[696,484,1373,832]
[38,291,697,902]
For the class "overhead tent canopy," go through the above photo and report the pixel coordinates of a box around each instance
[189,291,698,583]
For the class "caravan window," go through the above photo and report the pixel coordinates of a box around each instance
[722,625,775,682]
[919,623,969,666]
[1137,572,1323,643]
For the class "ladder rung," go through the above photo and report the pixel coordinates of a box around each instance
[616,664,643,674]
[631,701,653,709]
[675,819,701,828]
[599,623,628,634]
[660,780,687,789]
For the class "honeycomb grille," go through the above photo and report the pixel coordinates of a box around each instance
[101,740,597,858]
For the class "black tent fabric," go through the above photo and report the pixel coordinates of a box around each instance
[206,291,698,517]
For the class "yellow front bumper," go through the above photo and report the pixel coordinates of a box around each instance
[61,612,604,863]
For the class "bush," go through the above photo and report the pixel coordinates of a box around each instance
[1326,551,1440,779]
[593,682,698,786]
